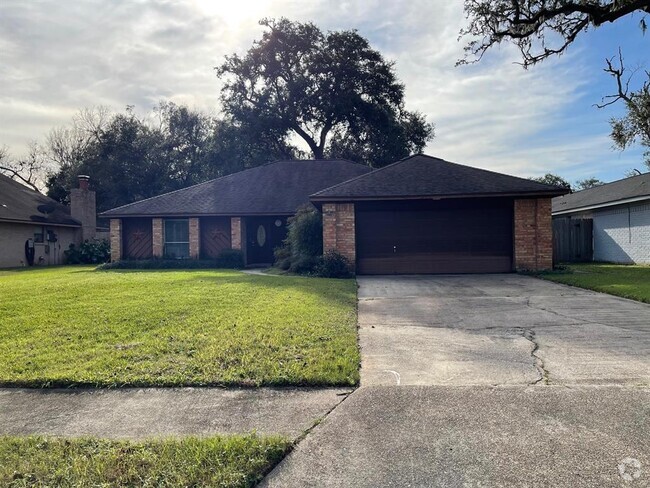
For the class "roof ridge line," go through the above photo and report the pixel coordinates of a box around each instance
[311,154,422,197]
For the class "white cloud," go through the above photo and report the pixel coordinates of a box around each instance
[0,0,638,181]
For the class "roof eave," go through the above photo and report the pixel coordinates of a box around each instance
[99,211,298,219]
[310,190,568,202]
[0,217,82,228]
[552,194,650,215]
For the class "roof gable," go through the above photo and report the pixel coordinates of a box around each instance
[101,159,372,217]
[311,154,568,200]
[552,173,650,214]
[0,174,80,226]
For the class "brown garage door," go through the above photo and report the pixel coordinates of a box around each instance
[356,198,513,274]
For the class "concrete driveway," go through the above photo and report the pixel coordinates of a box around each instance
[263,275,650,487]
[358,274,650,387]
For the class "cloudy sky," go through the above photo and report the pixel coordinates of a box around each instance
[0,0,647,182]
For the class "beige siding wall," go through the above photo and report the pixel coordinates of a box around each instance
[0,222,79,268]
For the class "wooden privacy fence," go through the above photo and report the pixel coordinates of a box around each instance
[553,218,593,263]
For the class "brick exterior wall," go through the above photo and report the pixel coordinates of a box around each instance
[514,198,553,271]
[152,218,163,258]
[70,187,97,242]
[230,217,242,250]
[109,218,122,262]
[189,217,200,259]
[322,203,356,266]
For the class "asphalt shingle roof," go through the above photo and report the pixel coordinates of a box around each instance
[0,174,80,226]
[311,154,568,200]
[101,159,372,217]
[552,173,650,214]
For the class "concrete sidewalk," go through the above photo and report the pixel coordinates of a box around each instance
[0,387,351,439]
[262,385,650,487]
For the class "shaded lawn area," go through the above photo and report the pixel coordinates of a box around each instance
[0,435,289,487]
[538,263,650,303]
[0,266,359,387]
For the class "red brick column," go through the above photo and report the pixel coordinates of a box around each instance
[152,218,163,258]
[322,204,337,252]
[109,218,122,262]
[536,198,553,269]
[230,217,242,250]
[322,203,356,266]
[189,217,200,259]
[514,198,553,271]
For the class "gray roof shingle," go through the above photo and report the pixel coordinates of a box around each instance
[0,174,80,226]
[101,159,372,217]
[311,154,568,200]
[552,173,650,214]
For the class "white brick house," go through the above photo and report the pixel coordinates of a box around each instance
[552,174,650,264]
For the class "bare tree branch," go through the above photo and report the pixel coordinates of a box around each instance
[0,143,49,192]
[460,1,650,67]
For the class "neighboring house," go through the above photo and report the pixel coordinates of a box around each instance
[552,173,650,264]
[0,174,98,268]
[102,155,566,274]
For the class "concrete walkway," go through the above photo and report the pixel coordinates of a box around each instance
[0,387,351,439]
[264,275,650,487]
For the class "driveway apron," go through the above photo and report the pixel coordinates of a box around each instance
[263,274,650,487]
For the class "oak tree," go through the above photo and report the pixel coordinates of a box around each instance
[217,18,433,167]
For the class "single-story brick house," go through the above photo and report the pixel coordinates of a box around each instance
[101,154,567,274]
[552,173,649,264]
[0,174,98,267]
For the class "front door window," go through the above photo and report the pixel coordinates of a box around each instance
[256,225,267,247]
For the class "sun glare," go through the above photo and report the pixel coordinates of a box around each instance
[193,0,271,24]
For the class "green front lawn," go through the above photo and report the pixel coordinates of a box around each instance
[0,266,358,387]
[539,263,650,303]
[0,435,290,487]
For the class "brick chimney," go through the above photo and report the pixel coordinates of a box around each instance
[70,175,96,242]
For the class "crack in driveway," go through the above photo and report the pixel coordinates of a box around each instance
[522,328,550,385]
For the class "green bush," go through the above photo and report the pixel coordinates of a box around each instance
[315,251,353,278]
[274,205,323,274]
[215,248,245,269]
[65,239,110,264]
[97,249,244,270]
[273,245,292,271]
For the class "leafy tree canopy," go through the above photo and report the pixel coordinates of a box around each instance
[530,173,573,190]
[575,177,605,189]
[44,103,294,212]
[531,174,611,191]
[217,18,433,167]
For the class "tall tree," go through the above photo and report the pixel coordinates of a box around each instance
[45,104,295,212]
[47,108,169,211]
[217,18,433,167]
